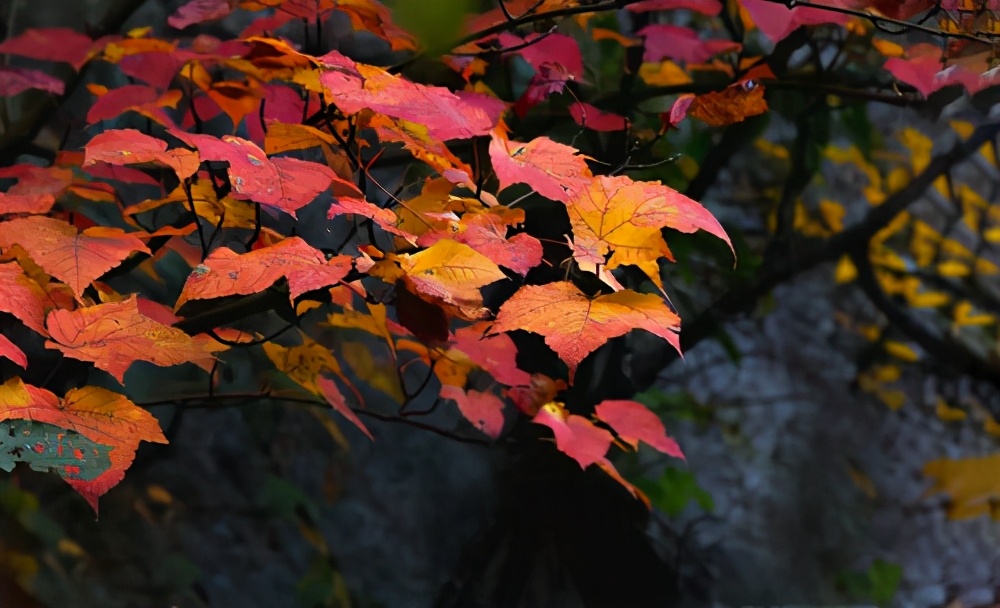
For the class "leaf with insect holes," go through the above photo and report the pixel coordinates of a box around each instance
[491,282,681,382]
[0,378,166,511]
[45,295,224,382]
[0,216,151,302]
[175,238,353,309]
[533,402,613,468]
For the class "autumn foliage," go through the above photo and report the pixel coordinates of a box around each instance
[0,0,997,520]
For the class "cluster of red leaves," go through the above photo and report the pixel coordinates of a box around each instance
[0,0,994,511]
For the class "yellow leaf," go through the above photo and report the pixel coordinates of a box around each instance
[898,127,933,173]
[638,61,692,86]
[953,300,996,327]
[923,453,1000,520]
[878,388,906,410]
[834,255,857,283]
[937,260,970,277]
[818,199,844,232]
[885,340,920,362]
[872,39,904,57]
[263,334,341,395]
[935,398,967,422]
[907,289,950,309]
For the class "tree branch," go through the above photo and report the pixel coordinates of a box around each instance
[849,246,999,388]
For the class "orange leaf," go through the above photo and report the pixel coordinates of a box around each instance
[492,282,681,382]
[0,334,26,367]
[0,378,166,511]
[316,375,373,440]
[394,240,507,320]
[0,261,50,335]
[83,129,200,180]
[45,295,222,382]
[688,80,768,126]
[0,216,151,301]
[489,131,592,202]
[566,175,731,288]
[175,237,352,309]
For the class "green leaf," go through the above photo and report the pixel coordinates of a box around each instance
[635,467,714,517]
[0,420,113,482]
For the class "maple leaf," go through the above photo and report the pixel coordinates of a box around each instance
[0,378,167,511]
[329,197,418,240]
[740,0,849,41]
[0,216,151,302]
[83,129,200,180]
[687,80,768,126]
[319,54,504,141]
[594,399,684,459]
[569,102,627,132]
[45,295,224,382]
[440,385,506,439]
[416,207,543,276]
[638,25,741,64]
[316,375,373,440]
[489,131,592,202]
[175,237,352,308]
[0,66,65,96]
[393,240,507,320]
[533,402,614,468]
[0,262,51,335]
[491,282,681,382]
[506,373,566,417]
[263,333,348,396]
[565,175,731,288]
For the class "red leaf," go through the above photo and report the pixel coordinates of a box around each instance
[532,402,613,468]
[0,28,94,69]
[440,385,506,439]
[491,282,681,382]
[489,131,592,202]
[452,323,532,387]
[169,0,235,29]
[627,0,722,14]
[0,192,56,214]
[87,85,180,126]
[0,66,64,96]
[316,375,373,440]
[329,197,416,239]
[740,0,849,41]
[638,25,741,64]
[83,129,200,180]
[569,102,627,132]
[500,32,584,81]
[319,54,502,140]
[883,44,1000,96]
[0,216,150,301]
[170,131,336,215]
[0,262,50,335]
[594,399,684,459]
[45,295,223,382]
[0,334,27,367]
[176,237,352,308]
